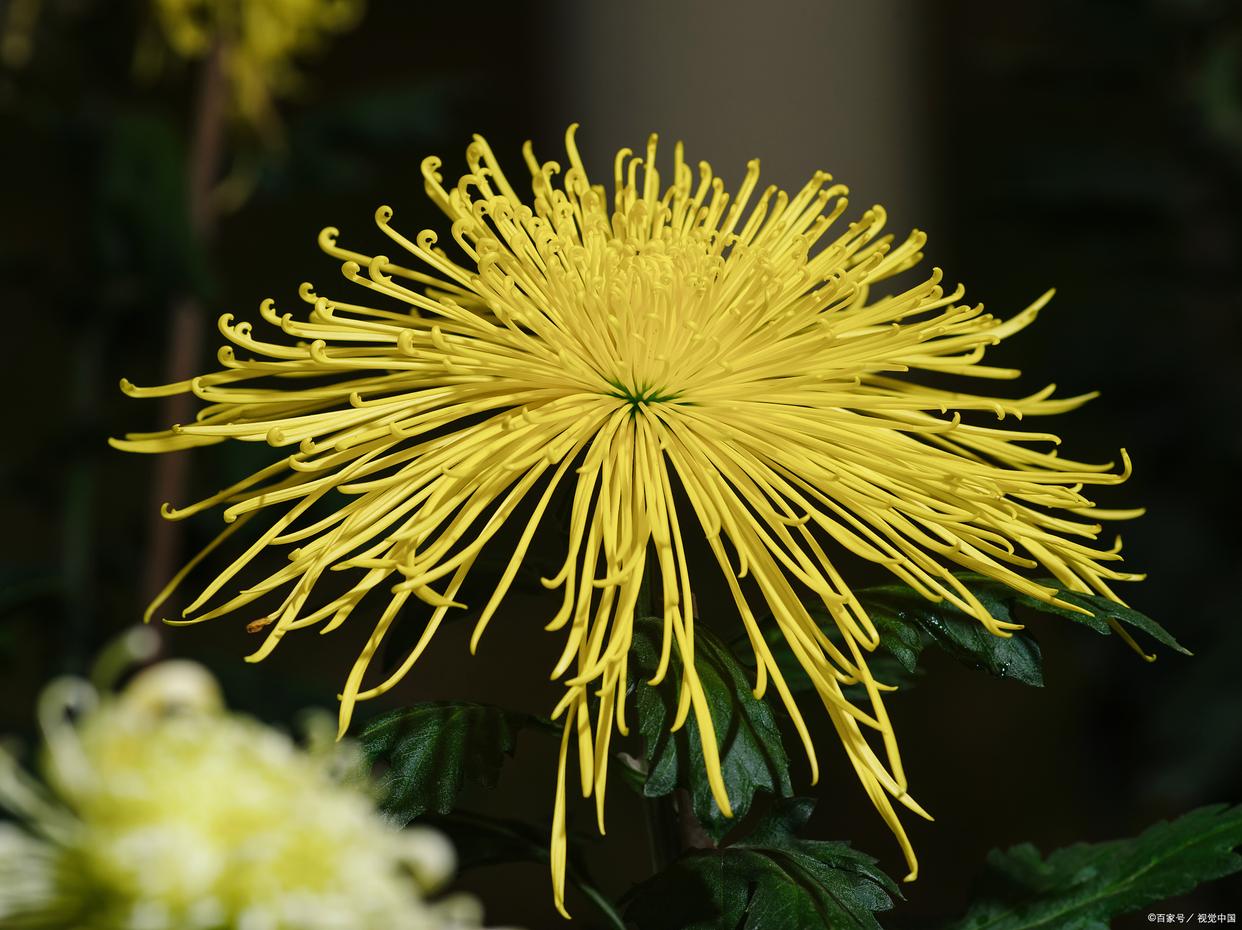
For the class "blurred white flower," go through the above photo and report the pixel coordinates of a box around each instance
[0,657,493,930]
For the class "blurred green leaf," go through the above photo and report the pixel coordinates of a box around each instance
[942,805,1242,929]
[425,810,552,871]
[425,811,625,930]
[630,616,792,843]
[360,701,536,824]
[96,112,208,299]
[624,798,898,930]
[261,80,468,193]
[0,566,60,616]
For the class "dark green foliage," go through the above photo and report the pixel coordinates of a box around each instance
[969,574,1190,656]
[749,572,1186,698]
[360,701,534,824]
[625,798,899,930]
[858,582,1047,687]
[630,616,792,842]
[942,805,1242,929]
[858,568,1189,684]
[98,114,209,299]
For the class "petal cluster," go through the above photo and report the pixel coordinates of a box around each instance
[0,662,485,929]
[115,125,1142,914]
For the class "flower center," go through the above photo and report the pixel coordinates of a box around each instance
[606,379,683,410]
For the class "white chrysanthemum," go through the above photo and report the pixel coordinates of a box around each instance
[0,662,484,930]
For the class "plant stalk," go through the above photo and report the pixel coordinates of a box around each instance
[141,40,227,605]
[637,554,716,874]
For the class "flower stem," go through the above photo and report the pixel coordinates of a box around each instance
[577,880,628,930]
[141,40,227,605]
[637,556,678,872]
[674,787,717,851]
[637,553,714,873]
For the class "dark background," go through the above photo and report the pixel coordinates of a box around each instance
[1,1,1240,927]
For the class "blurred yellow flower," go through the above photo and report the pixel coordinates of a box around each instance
[115,125,1143,915]
[0,0,42,67]
[152,0,363,125]
[0,660,484,929]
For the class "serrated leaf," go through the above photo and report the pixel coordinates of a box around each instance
[360,701,531,824]
[736,608,927,697]
[863,571,1188,664]
[750,573,1184,695]
[1015,582,1189,656]
[942,804,1242,930]
[625,798,899,930]
[630,616,792,842]
[860,588,1045,687]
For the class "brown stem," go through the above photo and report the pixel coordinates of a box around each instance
[674,788,718,851]
[141,41,227,605]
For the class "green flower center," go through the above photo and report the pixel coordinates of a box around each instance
[606,380,683,410]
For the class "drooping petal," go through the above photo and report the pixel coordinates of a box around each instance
[115,123,1143,913]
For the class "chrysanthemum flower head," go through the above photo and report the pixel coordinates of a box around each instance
[114,125,1143,915]
[0,661,484,929]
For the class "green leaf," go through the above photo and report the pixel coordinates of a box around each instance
[1013,581,1189,656]
[630,616,792,843]
[624,798,899,930]
[735,609,926,697]
[862,571,1188,664]
[859,587,1046,687]
[737,572,1181,706]
[360,701,533,824]
[942,804,1242,930]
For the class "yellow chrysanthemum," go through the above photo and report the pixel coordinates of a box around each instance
[114,125,1144,916]
[152,0,363,125]
[0,659,488,929]
[0,0,42,68]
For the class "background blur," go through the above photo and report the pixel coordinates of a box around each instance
[2,0,1240,926]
